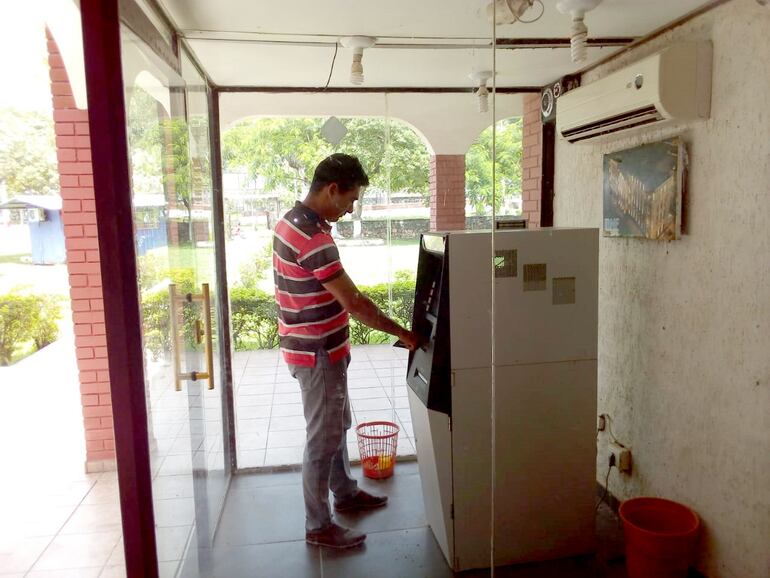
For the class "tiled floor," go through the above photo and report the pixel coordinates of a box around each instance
[0,342,413,577]
[232,344,414,469]
[1,340,630,577]
[180,462,630,578]
[0,461,630,578]
[0,329,205,577]
[1,395,629,578]
[0,469,127,577]
[0,465,191,578]
[0,330,127,577]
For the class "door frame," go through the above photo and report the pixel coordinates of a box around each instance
[206,87,238,473]
[80,1,158,576]
[80,1,237,576]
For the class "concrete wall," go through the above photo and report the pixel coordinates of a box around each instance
[552,2,769,576]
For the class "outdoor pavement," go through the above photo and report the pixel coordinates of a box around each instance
[0,326,131,577]
[233,344,414,469]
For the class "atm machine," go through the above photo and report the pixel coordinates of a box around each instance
[407,228,599,572]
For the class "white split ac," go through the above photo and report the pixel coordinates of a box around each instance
[556,42,712,144]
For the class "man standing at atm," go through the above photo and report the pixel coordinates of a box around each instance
[272,153,421,549]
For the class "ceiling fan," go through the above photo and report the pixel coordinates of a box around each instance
[485,0,543,25]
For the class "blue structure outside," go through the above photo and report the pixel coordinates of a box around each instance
[29,209,66,264]
[135,216,168,256]
[0,196,67,265]
[1,194,168,262]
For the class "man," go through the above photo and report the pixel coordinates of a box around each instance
[272,153,421,549]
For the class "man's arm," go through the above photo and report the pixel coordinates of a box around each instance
[323,272,420,350]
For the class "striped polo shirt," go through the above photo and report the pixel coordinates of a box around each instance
[272,202,349,367]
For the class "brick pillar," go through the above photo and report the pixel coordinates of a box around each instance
[429,154,466,231]
[47,30,116,472]
[521,94,543,228]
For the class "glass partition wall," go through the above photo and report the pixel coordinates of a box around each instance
[222,108,428,470]
[216,15,503,574]
[112,0,548,574]
[121,26,229,577]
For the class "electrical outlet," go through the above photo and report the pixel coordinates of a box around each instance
[609,441,632,474]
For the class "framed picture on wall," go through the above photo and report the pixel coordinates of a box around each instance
[602,138,686,240]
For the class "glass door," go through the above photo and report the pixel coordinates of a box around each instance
[120,25,229,576]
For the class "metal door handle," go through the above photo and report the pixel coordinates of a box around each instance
[169,283,183,391]
[200,283,215,391]
[169,282,215,391]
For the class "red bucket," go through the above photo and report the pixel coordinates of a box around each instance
[356,421,399,479]
[620,497,700,578]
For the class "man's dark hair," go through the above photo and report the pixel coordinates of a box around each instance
[309,153,369,194]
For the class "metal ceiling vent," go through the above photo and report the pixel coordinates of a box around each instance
[339,36,376,85]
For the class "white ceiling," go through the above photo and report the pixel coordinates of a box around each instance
[162,0,712,40]
[185,40,618,88]
[160,0,715,87]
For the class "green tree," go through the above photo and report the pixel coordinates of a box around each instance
[223,118,330,207]
[336,118,429,219]
[0,293,61,365]
[335,118,429,194]
[126,88,211,244]
[465,118,523,215]
[221,117,430,217]
[0,108,58,196]
[158,117,195,242]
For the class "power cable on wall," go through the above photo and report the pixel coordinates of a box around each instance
[600,412,624,447]
[596,456,615,512]
[322,42,339,90]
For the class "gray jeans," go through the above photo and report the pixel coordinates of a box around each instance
[289,351,359,531]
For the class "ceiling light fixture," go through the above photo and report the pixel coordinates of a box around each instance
[470,70,495,113]
[556,0,603,62]
[486,0,543,25]
[340,36,376,85]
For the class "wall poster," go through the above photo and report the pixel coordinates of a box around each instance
[603,138,685,240]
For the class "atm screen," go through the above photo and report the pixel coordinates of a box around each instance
[407,233,451,415]
[422,234,445,255]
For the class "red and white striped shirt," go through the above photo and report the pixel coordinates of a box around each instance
[272,202,349,367]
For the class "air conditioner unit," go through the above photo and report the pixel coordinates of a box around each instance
[556,42,712,144]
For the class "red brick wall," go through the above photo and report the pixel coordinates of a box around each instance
[429,155,466,231]
[47,30,115,471]
[521,94,543,228]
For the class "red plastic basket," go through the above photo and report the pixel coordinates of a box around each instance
[356,421,400,479]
